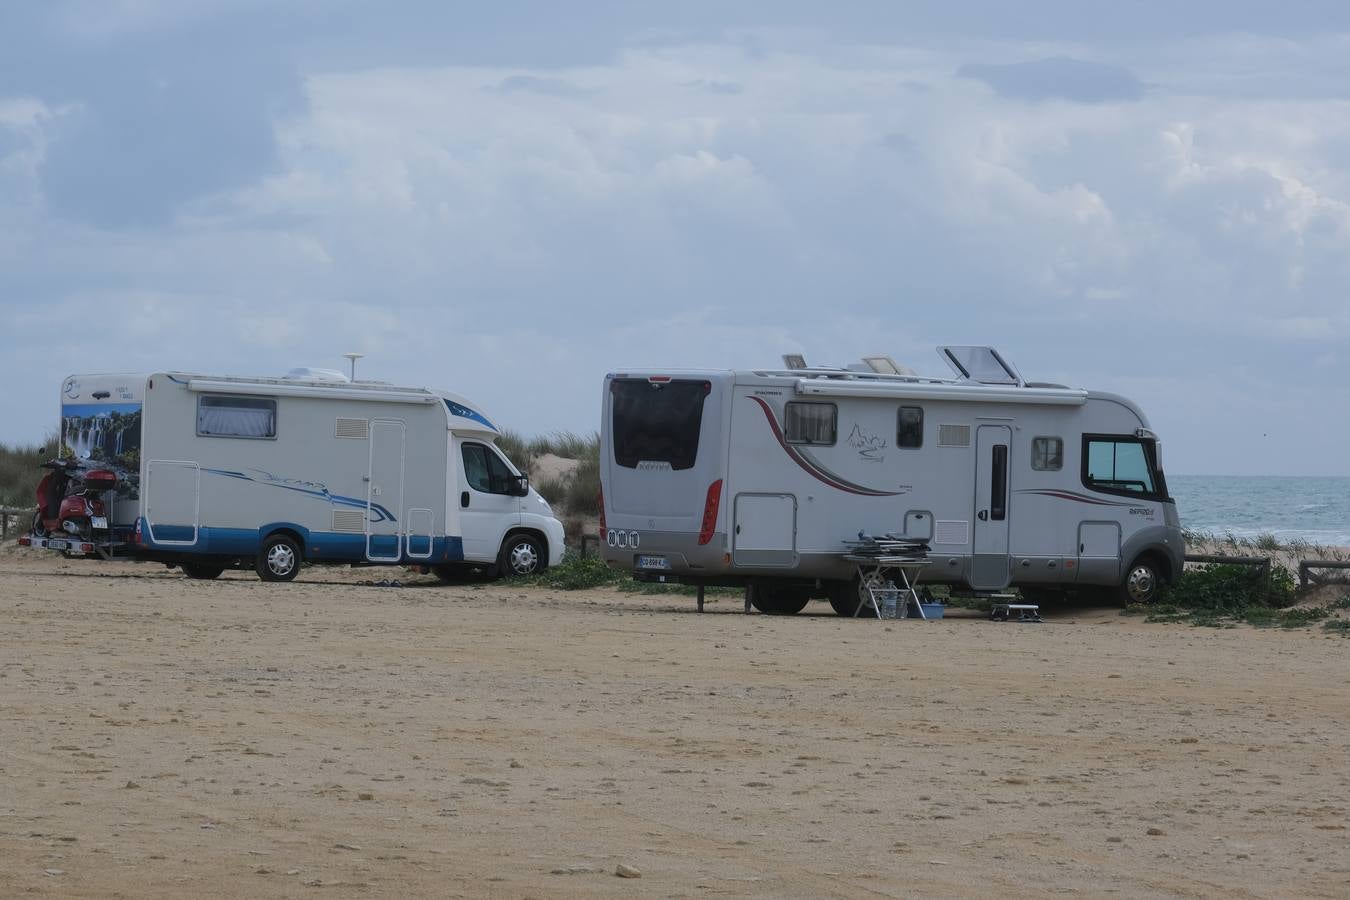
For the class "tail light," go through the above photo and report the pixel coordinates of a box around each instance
[18,535,31,546]
[597,485,606,540]
[698,479,722,546]
[132,519,142,545]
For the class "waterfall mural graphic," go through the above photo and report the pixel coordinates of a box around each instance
[61,402,143,500]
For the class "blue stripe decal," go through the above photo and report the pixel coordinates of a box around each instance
[444,399,497,432]
[200,467,396,523]
[138,519,464,563]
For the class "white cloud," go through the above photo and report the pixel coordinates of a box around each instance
[4,25,1350,473]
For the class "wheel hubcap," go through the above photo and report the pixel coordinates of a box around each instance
[268,544,295,576]
[1126,565,1156,602]
[509,542,538,574]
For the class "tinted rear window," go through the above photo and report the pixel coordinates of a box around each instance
[611,379,708,470]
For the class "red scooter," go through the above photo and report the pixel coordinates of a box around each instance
[32,458,118,542]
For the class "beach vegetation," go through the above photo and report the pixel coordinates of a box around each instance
[0,437,52,508]
[523,551,740,598]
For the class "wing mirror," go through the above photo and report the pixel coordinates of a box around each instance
[512,475,531,497]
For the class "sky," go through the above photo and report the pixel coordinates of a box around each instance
[2,1,1349,476]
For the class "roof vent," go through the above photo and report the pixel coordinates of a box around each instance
[861,356,915,376]
[284,367,350,382]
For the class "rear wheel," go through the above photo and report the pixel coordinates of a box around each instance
[255,534,301,582]
[498,533,545,578]
[750,585,811,615]
[182,562,225,580]
[829,572,883,617]
[1115,557,1162,605]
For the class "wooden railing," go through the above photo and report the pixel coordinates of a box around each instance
[1298,560,1350,590]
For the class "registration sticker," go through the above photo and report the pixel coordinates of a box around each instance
[637,555,670,570]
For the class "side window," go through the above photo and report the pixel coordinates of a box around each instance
[197,395,276,439]
[462,443,516,495]
[784,402,836,445]
[1084,438,1156,494]
[461,444,491,493]
[1031,436,1062,471]
[897,406,923,448]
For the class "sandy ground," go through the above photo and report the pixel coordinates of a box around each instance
[2,551,1348,899]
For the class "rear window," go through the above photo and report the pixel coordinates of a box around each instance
[610,379,708,470]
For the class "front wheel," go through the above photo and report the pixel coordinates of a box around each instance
[498,533,545,578]
[255,534,301,582]
[1115,558,1161,605]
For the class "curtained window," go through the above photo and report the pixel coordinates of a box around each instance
[197,396,277,439]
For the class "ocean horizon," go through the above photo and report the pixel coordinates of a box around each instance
[1167,474,1350,547]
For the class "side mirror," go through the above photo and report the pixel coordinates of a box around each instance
[512,475,530,497]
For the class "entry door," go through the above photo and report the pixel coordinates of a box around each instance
[732,493,797,567]
[457,439,521,563]
[971,425,1011,589]
[144,460,201,546]
[1077,521,1121,585]
[366,420,406,562]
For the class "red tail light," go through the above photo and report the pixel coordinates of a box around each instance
[597,485,606,540]
[698,479,722,546]
[132,519,142,545]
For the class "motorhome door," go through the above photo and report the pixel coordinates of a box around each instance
[971,425,1011,589]
[732,493,798,567]
[366,420,406,562]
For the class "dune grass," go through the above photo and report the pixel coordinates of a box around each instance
[0,439,48,508]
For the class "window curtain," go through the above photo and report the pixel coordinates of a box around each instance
[198,405,275,437]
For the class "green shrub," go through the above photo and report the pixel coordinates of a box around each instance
[525,554,624,590]
[1160,563,1293,612]
[0,439,48,507]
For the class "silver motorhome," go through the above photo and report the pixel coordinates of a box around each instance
[35,370,564,581]
[599,347,1183,614]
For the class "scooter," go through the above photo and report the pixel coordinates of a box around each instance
[32,458,118,542]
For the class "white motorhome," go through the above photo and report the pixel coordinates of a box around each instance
[28,370,564,581]
[599,347,1183,614]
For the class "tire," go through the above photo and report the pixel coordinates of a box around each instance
[750,586,811,615]
[498,533,545,578]
[31,510,45,537]
[255,534,302,582]
[829,572,883,617]
[1115,557,1162,605]
[182,562,225,580]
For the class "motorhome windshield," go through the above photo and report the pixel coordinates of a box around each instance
[1082,434,1170,501]
[610,378,708,470]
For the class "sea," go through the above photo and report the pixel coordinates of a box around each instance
[1168,475,1350,548]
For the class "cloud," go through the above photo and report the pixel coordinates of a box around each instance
[488,75,597,97]
[958,57,1145,102]
[4,11,1350,474]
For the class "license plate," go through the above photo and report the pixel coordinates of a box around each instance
[91,516,108,530]
[637,555,670,570]
[46,539,68,551]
